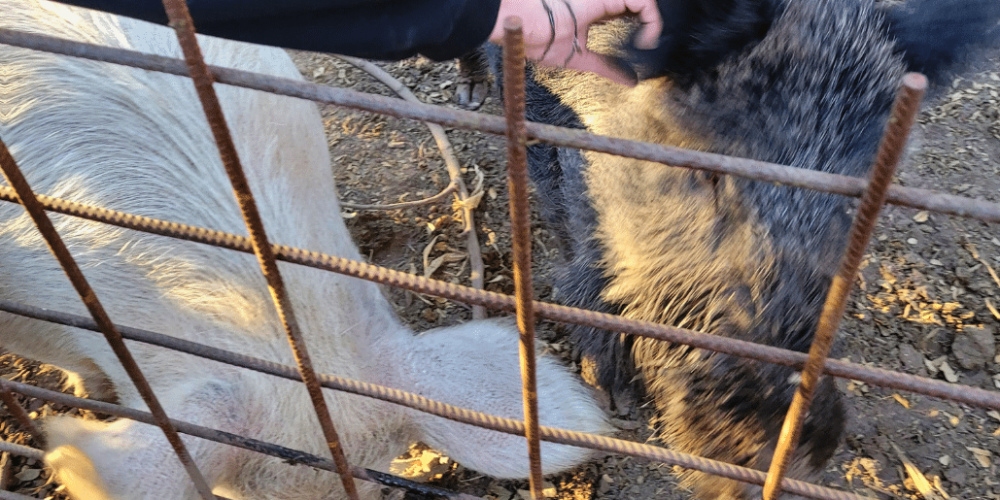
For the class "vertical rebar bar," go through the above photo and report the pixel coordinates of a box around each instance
[0,138,215,500]
[0,380,42,447]
[157,2,360,499]
[502,17,544,500]
[762,73,927,500]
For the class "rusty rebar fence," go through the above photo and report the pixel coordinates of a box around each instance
[0,4,998,500]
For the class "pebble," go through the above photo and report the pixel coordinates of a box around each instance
[898,343,929,376]
[940,361,960,383]
[952,325,996,370]
[598,474,614,495]
[14,468,40,482]
[944,465,968,485]
[907,238,919,245]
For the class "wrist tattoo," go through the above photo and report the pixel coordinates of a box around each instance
[540,0,557,62]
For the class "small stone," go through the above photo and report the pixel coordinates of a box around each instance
[542,482,557,498]
[930,259,943,266]
[14,468,41,482]
[952,325,996,370]
[898,343,929,376]
[488,484,513,500]
[939,455,951,466]
[943,466,968,485]
[940,361,959,383]
[598,474,614,495]
[913,211,930,223]
[907,238,919,245]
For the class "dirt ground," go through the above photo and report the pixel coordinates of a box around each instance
[1,38,998,500]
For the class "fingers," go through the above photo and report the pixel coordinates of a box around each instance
[622,0,663,49]
[545,49,639,86]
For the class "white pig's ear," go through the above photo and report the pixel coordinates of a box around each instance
[882,0,1000,87]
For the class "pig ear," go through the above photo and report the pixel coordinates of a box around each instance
[624,0,778,83]
[882,0,1000,86]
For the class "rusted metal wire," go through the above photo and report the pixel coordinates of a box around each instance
[501,18,544,500]
[0,371,863,500]
[0,440,42,462]
[2,27,999,223]
[0,380,42,446]
[763,74,928,500]
[2,192,999,411]
[157,1,360,498]
[0,140,215,500]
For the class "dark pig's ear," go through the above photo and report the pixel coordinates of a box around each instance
[883,0,1000,86]
[623,0,779,84]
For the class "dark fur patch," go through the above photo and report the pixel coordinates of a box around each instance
[626,0,782,85]
[882,0,1000,85]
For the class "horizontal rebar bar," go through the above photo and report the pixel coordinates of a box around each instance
[0,441,43,462]
[1,27,998,223]
[1,192,998,411]
[0,373,861,500]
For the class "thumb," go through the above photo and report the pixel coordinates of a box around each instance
[562,50,639,86]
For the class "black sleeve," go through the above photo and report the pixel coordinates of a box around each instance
[49,0,502,61]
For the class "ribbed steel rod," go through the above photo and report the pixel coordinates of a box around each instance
[0,394,478,500]
[158,1,360,498]
[0,139,215,500]
[763,73,928,500]
[501,17,544,500]
[0,379,42,446]
[0,440,43,462]
[1,194,998,411]
[1,28,998,223]
[1,372,864,500]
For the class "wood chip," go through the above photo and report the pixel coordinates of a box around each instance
[0,452,11,491]
[966,447,992,468]
[939,361,959,383]
[987,298,1000,320]
[892,393,911,408]
[891,443,939,500]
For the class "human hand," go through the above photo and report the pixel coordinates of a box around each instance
[488,0,662,86]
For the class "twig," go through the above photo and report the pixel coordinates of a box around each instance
[341,183,457,211]
[335,55,486,319]
[0,452,11,491]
